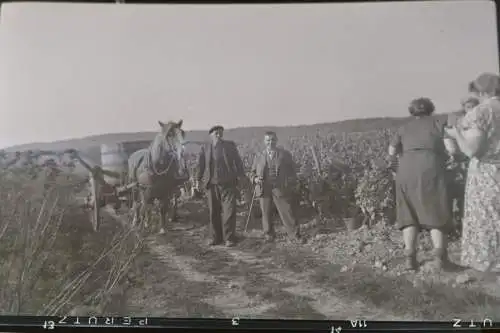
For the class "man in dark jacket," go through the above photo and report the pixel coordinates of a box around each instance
[250,131,306,244]
[195,125,245,247]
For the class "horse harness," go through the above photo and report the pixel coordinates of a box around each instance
[135,144,181,192]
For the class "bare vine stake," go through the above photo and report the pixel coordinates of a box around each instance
[243,187,257,233]
[308,145,326,223]
[310,145,322,175]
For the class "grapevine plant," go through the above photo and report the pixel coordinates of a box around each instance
[354,161,396,225]
[178,127,468,231]
[0,126,468,234]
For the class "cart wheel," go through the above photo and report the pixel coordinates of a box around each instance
[89,174,101,232]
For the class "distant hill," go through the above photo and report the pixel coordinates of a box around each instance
[5,117,410,150]
[4,115,454,166]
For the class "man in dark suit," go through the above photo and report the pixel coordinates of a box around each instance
[195,125,245,247]
[250,131,306,244]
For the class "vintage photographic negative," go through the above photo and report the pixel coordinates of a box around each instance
[0,0,498,324]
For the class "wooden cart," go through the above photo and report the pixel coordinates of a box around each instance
[67,140,199,232]
[69,150,137,231]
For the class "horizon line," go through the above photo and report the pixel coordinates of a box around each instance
[2,113,446,151]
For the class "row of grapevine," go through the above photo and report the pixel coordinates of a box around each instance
[0,126,467,228]
[182,127,466,226]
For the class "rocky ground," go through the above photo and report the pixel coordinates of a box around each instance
[106,198,500,322]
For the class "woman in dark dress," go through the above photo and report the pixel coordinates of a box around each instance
[388,98,456,271]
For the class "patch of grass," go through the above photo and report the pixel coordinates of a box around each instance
[309,263,500,320]
[150,203,500,321]
[235,226,500,320]
[240,269,327,320]
[158,228,333,319]
[124,254,225,317]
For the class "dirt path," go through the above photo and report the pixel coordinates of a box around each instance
[116,201,402,320]
[111,200,500,321]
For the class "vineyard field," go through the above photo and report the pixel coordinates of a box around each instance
[1,115,499,321]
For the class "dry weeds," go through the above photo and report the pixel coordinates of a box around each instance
[1,158,498,321]
[0,167,143,316]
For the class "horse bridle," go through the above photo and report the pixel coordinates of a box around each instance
[147,133,184,177]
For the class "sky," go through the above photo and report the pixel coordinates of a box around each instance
[0,1,498,148]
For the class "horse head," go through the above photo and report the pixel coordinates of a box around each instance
[157,120,187,176]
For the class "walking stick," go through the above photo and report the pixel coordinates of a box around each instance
[244,187,257,233]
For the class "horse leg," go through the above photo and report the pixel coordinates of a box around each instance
[131,189,139,226]
[158,196,170,235]
[132,188,148,231]
[141,192,151,231]
[133,201,142,227]
[131,189,142,228]
[169,194,178,222]
[141,201,151,229]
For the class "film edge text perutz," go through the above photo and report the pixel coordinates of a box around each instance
[0,316,496,330]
